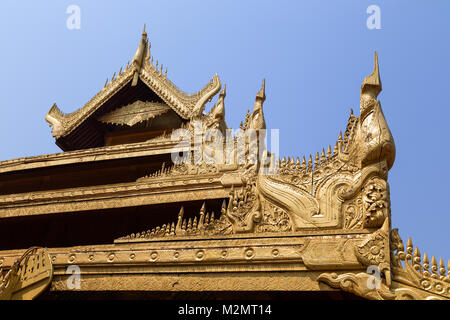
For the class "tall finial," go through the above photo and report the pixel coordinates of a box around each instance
[256,78,266,102]
[361,51,382,98]
[131,25,149,86]
[220,83,226,98]
[249,79,266,131]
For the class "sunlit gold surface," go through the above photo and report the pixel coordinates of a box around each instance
[0,30,447,300]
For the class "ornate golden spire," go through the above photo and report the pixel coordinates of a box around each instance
[220,83,226,99]
[255,78,266,102]
[249,79,266,130]
[361,52,382,99]
[131,25,149,86]
[215,84,226,119]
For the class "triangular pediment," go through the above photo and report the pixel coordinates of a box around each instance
[45,29,221,151]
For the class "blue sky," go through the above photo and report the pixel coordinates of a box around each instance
[0,1,449,261]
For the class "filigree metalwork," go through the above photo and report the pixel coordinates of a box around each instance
[97,100,170,126]
[390,229,450,299]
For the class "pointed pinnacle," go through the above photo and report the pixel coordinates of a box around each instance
[407,238,413,251]
[431,256,437,268]
[193,216,198,228]
[308,155,313,169]
[220,84,226,97]
[256,78,266,101]
[414,247,421,260]
[289,157,295,170]
[439,258,446,276]
[361,51,382,97]
[178,207,184,219]
[314,152,320,166]
[423,252,429,265]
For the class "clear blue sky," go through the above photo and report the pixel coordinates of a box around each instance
[0,1,449,261]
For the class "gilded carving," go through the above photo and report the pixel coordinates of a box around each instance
[97,100,170,126]
[354,219,391,285]
[226,184,262,233]
[45,28,222,139]
[390,229,450,298]
[0,247,53,300]
[318,272,446,300]
[256,201,292,233]
[117,201,233,240]
[1,25,447,301]
[343,200,363,229]
[362,177,390,228]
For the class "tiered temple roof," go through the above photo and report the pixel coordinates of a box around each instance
[0,29,448,300]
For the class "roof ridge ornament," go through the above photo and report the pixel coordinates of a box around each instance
[360,51,382,120]
[361,51,382,99]
[249,79,266,131]
[131,25,149,86]
[255,78,266,102]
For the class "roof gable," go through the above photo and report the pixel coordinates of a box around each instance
[45,27,221,150]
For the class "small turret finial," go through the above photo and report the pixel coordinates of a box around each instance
[220,83,226,98]
[249,79,266,131]
[131,25,149,86]
[361,51,382,98]
[256,78,266,101]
